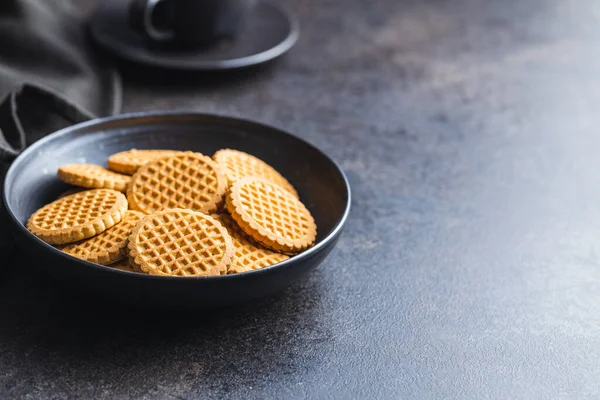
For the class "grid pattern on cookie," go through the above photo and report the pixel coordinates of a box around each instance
[238,180,312,240]
[134,211,229,276]
[211,213,247,244]
[110,150,181,168]
[62,164,130,185]
[131,154,222,213]
[212,213,288,272]
[215,150,294,192]
[231,244,289,272]
[60,211,142,257]
[30,190,120,230]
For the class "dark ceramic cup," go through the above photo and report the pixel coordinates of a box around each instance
[129,0,255,47]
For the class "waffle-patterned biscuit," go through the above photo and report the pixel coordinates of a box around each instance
[108,258,137,272]
[58,164,131,192]
[213,149,298,197]
[226,177,317,253]
[127,152,228,215]
[58,210,144,265]
[128,209,234,276]
[108,149,182,175]
[212,213,289,274]
[27,189,128,245]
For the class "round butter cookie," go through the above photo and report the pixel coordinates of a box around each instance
[108,149,182,175]
[127,152,227,215]
[58,210,144,265]
[213,149,298,197]
[27,189,128,245]
[226,177,316,253]
[212,213,289,274]
[128,209,233,276]
[58,164,131,192]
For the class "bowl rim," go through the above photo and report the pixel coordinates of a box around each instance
[3,111,352,281]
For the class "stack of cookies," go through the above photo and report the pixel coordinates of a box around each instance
[27,149,317,276]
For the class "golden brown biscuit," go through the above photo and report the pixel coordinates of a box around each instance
[27,189,128,245]
[127,152,228,215]
[213,149,298,197]
[128,209,234,276]
[58,164,131,192]
[212,213,289,274]
[107,149,182,175]
[58,210,144,265]
[226,177,317,253]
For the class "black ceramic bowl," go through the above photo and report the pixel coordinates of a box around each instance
[2,112,350,308]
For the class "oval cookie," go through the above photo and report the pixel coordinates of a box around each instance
[27,189,128,245]
[226,177,317,253]
[58,210,144,265]
[108,149,182,175]
[212,213,289,274]
[213,149,298,197]
[58,164,131,192]
[127,152,228,215]
[128,209,234,276]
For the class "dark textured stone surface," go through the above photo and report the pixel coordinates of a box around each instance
[3,0,600,398]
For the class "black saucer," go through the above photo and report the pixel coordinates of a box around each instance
[89,1,299,70]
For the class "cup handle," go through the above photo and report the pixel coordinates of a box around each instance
[136,0,175,42]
